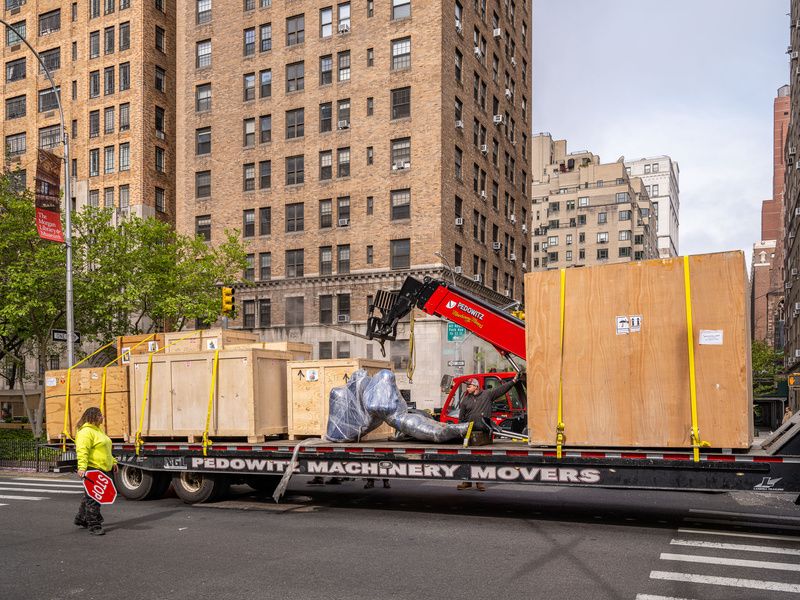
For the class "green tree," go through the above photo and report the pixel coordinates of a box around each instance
[752,340,783,397]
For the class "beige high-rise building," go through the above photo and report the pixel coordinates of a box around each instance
[173,0,532,409]
[529,134,657,270]
[1,0,175,221]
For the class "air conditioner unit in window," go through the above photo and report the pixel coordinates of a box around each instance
[795,302,800,310]
[455,217,464,226]
[510,214,516,224]
[793,51,799,60]
[493,28,502,39]
[480,144,488,154]
[392,161,410,171]
[522,224,528,234]
[338,218,349,226]
[493,114,504,124]
[455,119,464,129]
[480,191,487,200]
[541,243,548,250]
[473,274,483,283]
[338,314,350,323]
[505,88,513,100]
[337,119,350,129]
[794,269,799,277]
[338,22,351,34]
[795,207,800,216]
[456,22,463,35]
[474,46,482,58]
[492,242,502,251]
[786,281,793,289]
[504,289,510,297]
[511,56,517,67]
[795,348,800,358]
[791,146,797,155]
[521,262,527,270]
[509,253,517,261]
[454,266,463,274]
[156,130,165,140]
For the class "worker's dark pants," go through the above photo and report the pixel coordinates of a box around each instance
[75,470,108,527]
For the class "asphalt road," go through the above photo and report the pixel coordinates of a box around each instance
[0,471,798,600]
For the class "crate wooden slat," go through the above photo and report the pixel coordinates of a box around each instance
[163,328,259,354]
[45,367,129,441]
[227,341,313,360]
[128,348,291,441]
[287,359,393,441]
[117,334,165,365]
[524,251,752,448]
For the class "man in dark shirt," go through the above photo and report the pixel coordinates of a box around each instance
[457,373,520,491]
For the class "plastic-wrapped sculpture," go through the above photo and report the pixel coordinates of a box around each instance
[326,369,471,443]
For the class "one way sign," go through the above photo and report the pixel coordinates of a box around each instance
[52,329,81,344]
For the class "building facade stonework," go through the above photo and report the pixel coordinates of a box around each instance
[624,155,679,258]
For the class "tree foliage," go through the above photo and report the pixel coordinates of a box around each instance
[752,340,783,397]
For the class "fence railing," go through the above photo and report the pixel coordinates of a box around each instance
[0,439,75,472]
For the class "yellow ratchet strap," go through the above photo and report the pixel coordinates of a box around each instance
[463,420,474,448]
[406,309,416,383]
[100,334,156,434]
[683,256,709,462]
[60,340,115,451]
[135,353,155,456]
[202,349,220,457]
[556,269,566,459]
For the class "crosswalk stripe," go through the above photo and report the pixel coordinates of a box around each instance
[683,517,800,531]
[660,552,800,572]
[0,503,7,507]
[12,477,83,485]
[670,538,800,556]
[635,595,696,600]
[649,570,800,593]
[2,481,84,489]
[0,486,83,495]
[0,494,46,501]
[678,527,800,543]
[689,508,800,523]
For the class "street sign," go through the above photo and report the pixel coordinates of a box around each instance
[447,360,466,367]
[82,470,117,504]
[52,329,81,344]
[447,322,467,341]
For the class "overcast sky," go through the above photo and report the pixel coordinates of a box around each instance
[533,0,789,259]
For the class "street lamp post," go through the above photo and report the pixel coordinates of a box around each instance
[1,19,74,367]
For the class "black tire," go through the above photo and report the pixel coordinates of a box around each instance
[115,465,171,501]
[245,475,281,495]
[171,472,230,504]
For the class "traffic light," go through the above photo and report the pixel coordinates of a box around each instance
[221,287,234,314]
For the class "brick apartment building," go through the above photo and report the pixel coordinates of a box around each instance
[529,134,657,271]
[173,0,532,409]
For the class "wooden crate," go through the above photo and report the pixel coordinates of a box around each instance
[228,341,313,360]
[163,328,259,353]
[117,333,165,365]
[45,367,129,441]
[524,251,753,449]
[128,348,291,441]
[287,359,393,441]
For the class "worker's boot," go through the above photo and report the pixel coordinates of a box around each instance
[476,483,487,492]
[307,476,324,485]
[364,479,375,489]
[456,482,473,490]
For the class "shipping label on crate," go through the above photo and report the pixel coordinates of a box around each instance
[45,377,57,387]
[121,348,131,364]
[206,339,219,351]
[616,315,642,335]
[304,369,319,382]
[148,341,159,352]
[699,329,724,345]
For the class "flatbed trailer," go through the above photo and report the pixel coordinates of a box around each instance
[110,417,800,505]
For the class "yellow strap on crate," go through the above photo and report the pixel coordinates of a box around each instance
[202,349,220,457]
[101,334,156,434]
[135,353,154,456]
[463,420,474,448]
[556,269,567,459]
[683,256,710,462]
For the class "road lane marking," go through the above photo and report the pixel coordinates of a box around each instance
[659,552,800,572]
[0,495,46,501]
[635,595,697,600]
[0,503,7,507]
[670,538,800,556]
[12,477,83,485]
[689,508,800,522]
[683,517,800,531]
[678,528,800,543]
[649,571,800,593]
[2,480,84,488]
[0,486,83,494]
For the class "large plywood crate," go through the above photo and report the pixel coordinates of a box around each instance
[228,341,313,360]
[117,333,165,365]
[287,359,393,441]
[45,367,129,441]
[128,348,291,441]
[163,328,259,354]
[524,251,752,449]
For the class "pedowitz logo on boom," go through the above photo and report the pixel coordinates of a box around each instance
[445,300,485,321]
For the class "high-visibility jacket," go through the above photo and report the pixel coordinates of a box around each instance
[75,423,117,472]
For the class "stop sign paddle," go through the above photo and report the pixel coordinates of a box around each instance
[82,469,118,504]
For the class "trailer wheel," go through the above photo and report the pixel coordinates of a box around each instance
[172,472,229,504]
[245,475,281,495]
[115,465,171,501]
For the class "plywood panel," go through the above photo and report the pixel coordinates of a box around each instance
[117,334,165,365]
[525,251,752,449]
[228,341,313,360]
[163,328,259,353]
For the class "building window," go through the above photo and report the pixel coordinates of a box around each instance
[286,249,304,278]
[337,147,350,177]
[337,50,350,81]
[259,253,271,280]
[103,187,114,208]
[597,212,607,225]
[337,99,350,126]
[597,248,608,260]
[244,0,255,10]
[336,341,350,359]
[619,210,631,221]
[320,248,332,277]
[319,151,332,180]
[88,189,100,207]
[320,55,332,85]
[286,61,304,92]
[119,103,130,131]
[6,20,26,46]
[320,102,332,132]
[104,26,114,54]
[40,48,60,73]
[286,108,304,139]
[259,160,271,189]
[390,239,410,269]
[155,187,165,213]
[319,341,332,359]
[320,7,332,38]
[243,27,255,56]
[38,125,59,150]
[319,293,333,321]
[196,83,211,111]
[391,87,410,119]
[286,14,304,46]
[196,127,211,155]
[155,146,165,172]
[39,10,61,36]
[243,209,255,237]
[119,62,130,90]
[391,189,411,220]
[243,72,255,101]
[243,163,255,191]
[5,95,25,120]
[391,137,411,168]
[195,171,211,198]
[5,132,26,156]
[38,87,60,112]
[5,57,25,82]
[259,207,271,235]
[392,0,411,20]
[196,215,211,241]
[88,110,100,137]
[286,203,304,232]
[89,149,100,176]
[319,199,332,228]
[454,146,463,179]
[286,297,304,326]
[242,299,255,326]
[155,26,165,52]
[337,293,351,322]
[337,196,350,223]
[337,245,350,274]
[367,47,374,67]
[258,298,271,326]
[243,118,255,146]
[196,40,211,68]
[103,66,114,95]
[596,232,608,244]
[366,245,373,264]
[119,142,129,170]
[197,0,211,24]
[367,146,374,165]
[286,155,304,185]
[154,66,166,92]
[391,37,411,70]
